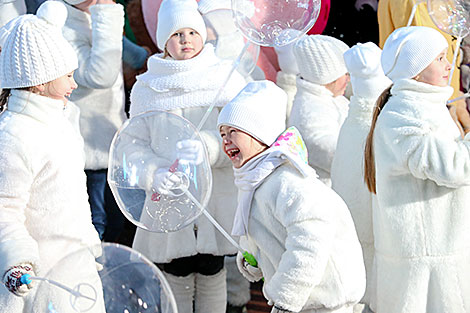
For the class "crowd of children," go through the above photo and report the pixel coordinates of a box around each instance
[1,0,470,313]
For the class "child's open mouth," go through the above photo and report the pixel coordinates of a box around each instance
[226,148,240,160]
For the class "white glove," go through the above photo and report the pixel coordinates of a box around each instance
[3,263,35,297]
[275,40,299,75]
[176,139,204,165]
[236,251,263,282]
[151,168,183,195]
[271,305,293,313]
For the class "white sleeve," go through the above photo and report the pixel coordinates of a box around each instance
[65,4,124,89]
[263,180,336,312]
[383,114,470,188]
[0,140,40,275]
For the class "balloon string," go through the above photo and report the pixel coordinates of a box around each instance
[183,189,244,253]
[449,36,463,86]
[447,92,470,104]
[193,40,251,136]
[21,275,96,302]
[407,0,425,27]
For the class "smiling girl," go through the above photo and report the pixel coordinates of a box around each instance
[364,26,470,313]
[218,80,365,313]
[0,2,103,312]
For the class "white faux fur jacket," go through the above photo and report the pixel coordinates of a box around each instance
[242,163,365,312]
[0,91,102,312]
[372,79,470,313]
[330,95,377,307]
[288,77,349,186]
[130,45,247,263]
[62,2,127,170]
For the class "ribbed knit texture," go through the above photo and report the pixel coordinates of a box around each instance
[217,80,287,146]
[0,1,77,89]
[130,44,246,114]
[294,34,349,85]
[156,0,207,50]
[381,26,448,82]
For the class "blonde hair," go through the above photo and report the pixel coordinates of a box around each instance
[364,85,393,194]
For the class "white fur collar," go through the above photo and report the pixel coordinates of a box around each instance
[296,76,333,97]
[7,90,66,124]
[391,79,453,105]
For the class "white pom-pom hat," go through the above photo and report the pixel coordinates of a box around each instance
[0,1,78,89]
[218,80,287,146]
[343,42,392,99]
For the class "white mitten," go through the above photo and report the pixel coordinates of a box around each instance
[3,263,35,297]
[176,139,204,165]
[236,251,263,282]
[152,168,182,195]
[274,40,299,75]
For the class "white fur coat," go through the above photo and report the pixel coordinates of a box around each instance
[242,163,365,312]
[372,79,470,313]
[130,45,247,263]
[0,91,102,312]
[330,95,376,307]
[288,77,349,186]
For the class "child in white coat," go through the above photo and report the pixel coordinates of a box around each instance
[0,2,103,312]
[330,42,391,313]
[364,26,470,313]
[288,34,350,187]
[129,0,246,312]
[218,80,365,313]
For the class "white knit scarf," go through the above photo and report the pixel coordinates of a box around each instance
[232,132,315,236]
[134,44,245,111]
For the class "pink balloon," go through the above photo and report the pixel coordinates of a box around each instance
[142,0,162,46]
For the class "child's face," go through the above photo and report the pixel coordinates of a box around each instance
[324,73,350,97]
[42,71,77,104]
[414,49,451,87]
[219,125,267,168]
[166,28,203,60]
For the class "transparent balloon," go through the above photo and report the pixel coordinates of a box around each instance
[108,110,212,233]
[203,8,260,77]
[427,0,470,37]
[231,0,321,47]
[31,243,178,313]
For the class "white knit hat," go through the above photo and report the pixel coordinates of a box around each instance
[344,42,392,99]
[156,0,207,51]
[217,80,287,146]
[381,26,448,82]
[0,1,78,89]
[294,34,349,85]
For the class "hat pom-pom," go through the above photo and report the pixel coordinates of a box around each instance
[36,1,68,28]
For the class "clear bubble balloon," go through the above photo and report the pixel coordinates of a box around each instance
[203,8,260,78]
[427,0,470,37]
[108,110,212,233]
[231,0,321,47]
[31,243,178,313]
